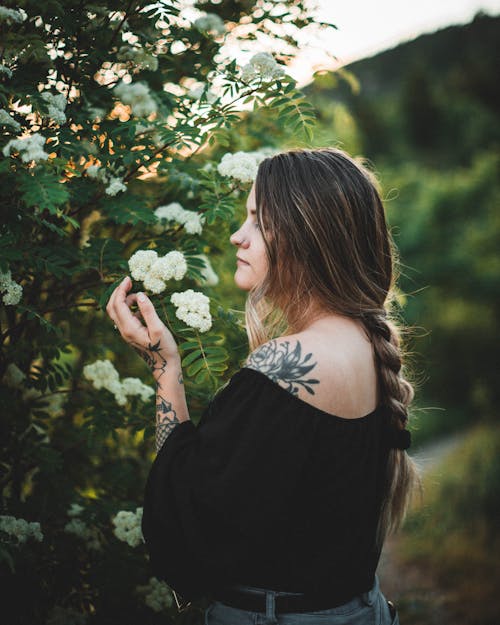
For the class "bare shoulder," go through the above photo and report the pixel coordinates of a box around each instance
[244,335,320,396]
[244,323,378,418]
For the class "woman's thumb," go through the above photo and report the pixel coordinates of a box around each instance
[137,292,162,331]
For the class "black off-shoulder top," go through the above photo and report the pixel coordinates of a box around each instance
[141,367,407,605]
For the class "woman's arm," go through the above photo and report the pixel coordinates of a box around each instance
[106,278,191,452]
[152,354,190,452]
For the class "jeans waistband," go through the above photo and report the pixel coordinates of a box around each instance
[212,574,380,616]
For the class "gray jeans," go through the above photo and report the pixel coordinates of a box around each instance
[205,574,400,625]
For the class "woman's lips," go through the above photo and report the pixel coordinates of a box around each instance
[237,257,249,265]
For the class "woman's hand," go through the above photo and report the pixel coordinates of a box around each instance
[106,276,179,378]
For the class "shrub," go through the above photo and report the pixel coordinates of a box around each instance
[0,2,334,622]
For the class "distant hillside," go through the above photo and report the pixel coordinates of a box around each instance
[308,12,500,164]
[344,12,498,106]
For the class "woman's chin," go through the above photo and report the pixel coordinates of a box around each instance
[233,270,254,291]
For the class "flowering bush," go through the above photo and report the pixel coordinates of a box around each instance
[0,0,334,622]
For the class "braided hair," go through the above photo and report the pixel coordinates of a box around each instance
[247,147,423,547]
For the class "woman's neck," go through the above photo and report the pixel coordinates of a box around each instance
[286,299,339,334]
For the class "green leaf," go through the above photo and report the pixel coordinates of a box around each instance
[0,545,15,574]
[195,369,209,384]
[19,172,69,214]
[181,350,202,367]
[178,340,200,351]
[203,347,227,357]
[207,364,228,373]
[186,359,206,377]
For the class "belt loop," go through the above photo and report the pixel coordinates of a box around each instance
[266,590,278,624]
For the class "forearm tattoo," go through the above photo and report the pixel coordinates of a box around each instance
[131,339,167,381]
[245,339,320,395]
[155,392,181,452]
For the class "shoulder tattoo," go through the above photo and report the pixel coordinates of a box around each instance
[245,339,320,396]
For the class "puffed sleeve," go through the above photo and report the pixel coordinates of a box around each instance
[141,368,320,601]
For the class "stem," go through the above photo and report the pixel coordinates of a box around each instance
[195,331,217,387]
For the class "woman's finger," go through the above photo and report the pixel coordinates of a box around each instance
[136,292,165,336]
[111,277,135,328]
[106,276,128,323]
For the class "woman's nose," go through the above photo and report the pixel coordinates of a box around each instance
[230,228,249,247]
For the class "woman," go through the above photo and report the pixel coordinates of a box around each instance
[106,147,421,624]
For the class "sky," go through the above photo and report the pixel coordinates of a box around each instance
[289,0,500,84]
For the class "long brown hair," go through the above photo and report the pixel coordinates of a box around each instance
[246,146,422,547]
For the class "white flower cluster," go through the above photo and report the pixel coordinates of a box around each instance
[0,269,23,306]
[85,165,127,196]
[83,359,154,406]
[111,507,144,548]
[171,289,212,332]
[64,518,101,551]
[41,92,67,125]
[0,108,21,132]
[187,82,217,104]
[85,165,101,179]
[217,149,275,183]
[86,106,106,122]
[2,363,26,388]
[114,81,157,117]
[0,514,43,543]
[240,52,285,83]
[194,13,225,36]
[154,202,204,235]
[121,377,155,401]
[117,46,159,71]
[67,503,85,517]
[83,358,121,397]
[217,151,258,183]
[0,6,27,23]
[106,176,127,196]
[0,64,12,78]
[137,577,173,612]
[46,606,87,625]
[2,132,49,164]
[128,249,187,294]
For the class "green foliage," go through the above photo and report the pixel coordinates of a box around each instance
[0,1,335,623]
[400,424,500,624]
[383,151,500,420]
[179,333,229,384]
[18,170,70,214]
